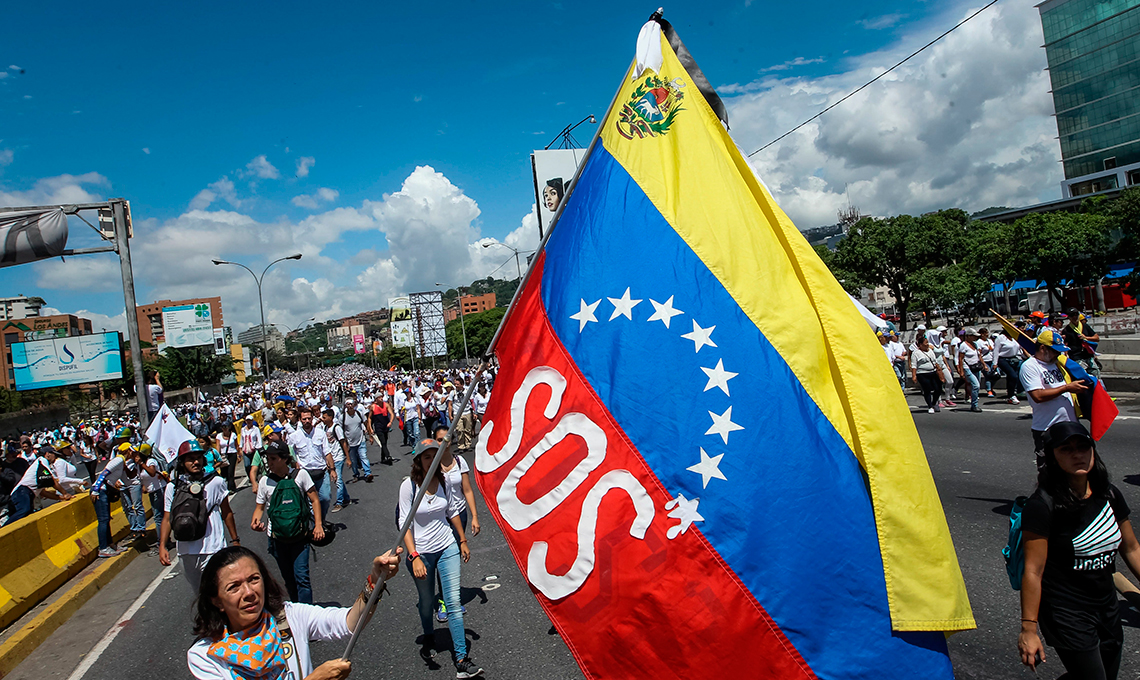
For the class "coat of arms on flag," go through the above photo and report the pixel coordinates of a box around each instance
[475,10,974,680]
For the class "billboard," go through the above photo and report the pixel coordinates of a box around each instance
[389,296,413,348]
[11,332,122,390]
[353,334,366,355]
[410,291,447,357]
[162,303,214,348]
[212,328,228,356]
[532,148,588,238]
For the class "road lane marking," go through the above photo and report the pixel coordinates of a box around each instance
[66,562,176,680]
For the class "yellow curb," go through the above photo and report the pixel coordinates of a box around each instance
[0,546,142,678]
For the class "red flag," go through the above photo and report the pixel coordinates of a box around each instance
[1090,380,1119,441]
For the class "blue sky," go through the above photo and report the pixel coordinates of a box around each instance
[0,0,1061,332]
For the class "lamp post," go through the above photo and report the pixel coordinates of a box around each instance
[437,282,470,365]
[212,253,302,381]
[481,242,531,280]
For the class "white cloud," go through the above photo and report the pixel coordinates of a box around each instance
[245,155,280,180]
[34,257,121,292]
[858,13,906,30]
[0,149,12,167]
[0,73,7,81]
[189,176,239,210]
[0,172,109,207]
[7,65,19,71]
[295,156,315,178]
[761,56,825,72]
[40,306,128,335]
[726,1,1060,229]
[142,148,150,155]
[291,187,339,209]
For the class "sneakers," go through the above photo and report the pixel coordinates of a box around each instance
[986,390,996,398]
[927,407,935,414]
[1008,396,1020,405]
[933,403,941,413]
[436,602,448,623]
[97,547,119,558]
[365,474,374,483]
[455,658,484,678]
[970,406,983,413]
[330,504,343,513]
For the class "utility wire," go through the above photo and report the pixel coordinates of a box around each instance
[747,0,1001,157]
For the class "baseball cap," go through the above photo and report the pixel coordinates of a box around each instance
[414,438,440,457]
[1030,310,1045,319]
[264,440,292,460]
[1035,328,1070,353]
[1045,421,1094,451]
[935,325,947,332]
[964,327,978,336]
[261,424,277,437]
[916,324,926,330]
[244,415,254,421]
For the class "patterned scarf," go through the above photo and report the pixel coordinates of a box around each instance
[207,612,288,680]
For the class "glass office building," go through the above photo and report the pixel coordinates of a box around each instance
[1040,0,1140,196]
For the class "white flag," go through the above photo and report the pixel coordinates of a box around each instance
[145,404,195,464]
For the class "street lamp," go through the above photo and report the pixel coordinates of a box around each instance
[212,253,302,380]
[271,317,315,372]
[481,242,532,280]
[437,282,470,365]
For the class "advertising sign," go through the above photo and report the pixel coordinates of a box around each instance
[389,296,414,348]
[162,303,214,348]
[353,334,366,354]
[11,332,122,390]
[532,148,588,238]
[213,328,228,356]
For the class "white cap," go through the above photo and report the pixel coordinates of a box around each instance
[916,324,926,330]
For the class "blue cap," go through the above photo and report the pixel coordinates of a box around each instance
[1035,328,1070,353]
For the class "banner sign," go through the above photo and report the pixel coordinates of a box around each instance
[389,296,414,348]
[532,148,588,238]
[162,304,214,348]
[213,328,228,355]
[0,208,69,268]
[353,334,366,354]
[12,332,122,390]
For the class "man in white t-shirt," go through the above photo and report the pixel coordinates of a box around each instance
[1019,328,1088,469]
[251,441,323,603]
[159,441,240,592]
[322,409,350,513]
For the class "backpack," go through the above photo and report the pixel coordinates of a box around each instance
[170,477,211,542]
[1003,490,1052,590]
[35,459,55,489]
[267,470,310,543]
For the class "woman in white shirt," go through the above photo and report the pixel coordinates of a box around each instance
[216,422,239,493]
[187,545,400,680]
[909,335,945,414]
[398,439,483,678]
[71,433,99,484]
[957,328,984,413]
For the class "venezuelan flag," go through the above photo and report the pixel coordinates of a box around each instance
[476,15,972,679]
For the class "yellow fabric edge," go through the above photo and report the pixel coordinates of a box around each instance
[597,33,974,631]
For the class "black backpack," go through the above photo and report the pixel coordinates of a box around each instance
[0,466,20,507]
[170,477,211,542]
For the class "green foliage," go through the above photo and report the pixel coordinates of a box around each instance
[445,307,506,361]
[377,345,413,370]
[151,346,237,390]
[1101,186,1140,296]
[1009,211,1112,309]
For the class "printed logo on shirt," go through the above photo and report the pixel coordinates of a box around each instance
[1040,367,1067,387]
[1072,501,1122,571]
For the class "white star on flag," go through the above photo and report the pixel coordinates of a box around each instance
[647,296,684,328]
[706,406,744,444]
[687,447,727,488]
[680,319,717,353]
[570,298,601,332]
[607,287,643,321]
[700,358,738,396]
[665,494,704,539]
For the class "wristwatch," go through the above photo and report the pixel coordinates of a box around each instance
[410,552,421,561]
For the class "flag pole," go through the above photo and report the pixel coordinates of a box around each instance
[340,60,632,662]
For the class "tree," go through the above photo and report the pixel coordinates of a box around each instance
[377,345,413,370]
[1009,212,1111,312]
[831,209,972,329]
[151,346,237,390]
[445,308,506,361]
[1101,186,1140,298]
[968,220,1023,315]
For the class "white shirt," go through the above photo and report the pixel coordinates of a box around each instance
[977,338,994,363]
[958,342,981,369]
[325,423,346,463]
[995,334,1023,360]
[216,433,237,456]
[441,455,471,515]
[18,456,57,493]
[187,602,350,680]
[339,406,368,447]
[888,341,906,362]
[398,477,460,554]
[880,341,897,362]
[1020,357,1077,431]
[163,476,229,556]
[288,424,328,472]
[909,347,939,374]
[255,469,315,536]
[472,392,490,416]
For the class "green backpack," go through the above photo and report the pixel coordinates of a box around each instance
[267,470,309,543]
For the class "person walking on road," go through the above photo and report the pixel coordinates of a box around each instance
[186,545,401,680]
[910,335,944,413]
[340,396,374,483]
[957,328,984,413]
[1020,329,1088,470]
[216,422,239,493]
[398,438,483,678]
[160,441,241,592]
[322,409,350,513]
[251,441,324,604]
[1018,421,1140,679]
[370,393,395,465]
[239,416,263,486]
[432,425,481,624]
[287,408,335,519]
[993,327,1026,404]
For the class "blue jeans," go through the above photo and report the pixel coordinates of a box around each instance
[409,542,466,658]
[120,484,146,532]
[964,366,981,408]
[149,489,165,530]
[998,357,1022,397]
[347,444,371,478]
[92,490,112,550]
[268,537,312,603]
[9,486,35,523]
[334,459,350,507]
[308,469,330,519]
[407,418,421,445]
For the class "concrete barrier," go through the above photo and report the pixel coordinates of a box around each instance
[0,492,149,630]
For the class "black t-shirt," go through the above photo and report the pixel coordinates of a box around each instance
[1,457,30,479]
[1022,484,1130,610]
[1062,321,1094,360]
